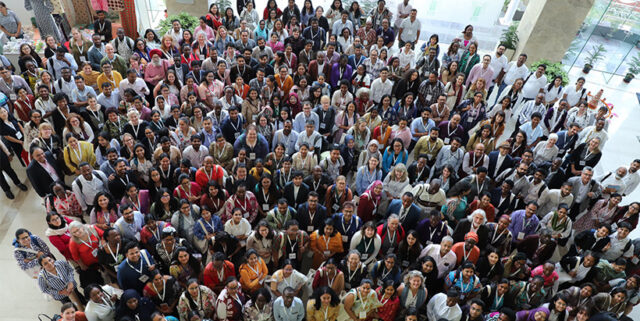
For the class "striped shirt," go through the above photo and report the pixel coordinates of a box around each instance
[37,260,76,300]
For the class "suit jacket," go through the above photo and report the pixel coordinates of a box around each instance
[297,49,316,66]
[308,60,331,82]
[452,218,489,249]
[168,63,190,83]
[407,162,430,185]
[295,202,327,234]
[283,182,310,209]
[328,63,353,89]
[386,199,421,232]
[487,151,514,180]
[26,152,64,197]
[490,187,515,216]
[555,130,579,157]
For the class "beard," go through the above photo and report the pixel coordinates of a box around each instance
[151,59,162,67]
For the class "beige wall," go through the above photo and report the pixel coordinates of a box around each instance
[166,0,209,16]
[515,0,594,62]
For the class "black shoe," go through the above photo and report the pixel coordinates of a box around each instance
[16,183,27,191]
[5,190,14,199]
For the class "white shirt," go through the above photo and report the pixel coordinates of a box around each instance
[370,78,394,103]
[182,145,209,169]
[494,153,506,177]
[395,2,413,28]
[419,244,457,278]
[502,61,529,86]
[562,85,587,107]
[521,72,548,99]
[489,53,508,83]
[223,218,252,239]
[623,171,640,196]
[399,17,421,42]
[118,78,149,97]
[427,293,462,321]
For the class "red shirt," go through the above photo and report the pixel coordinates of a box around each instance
[375,287,400,321]
[451,242,480,266]
[195,165,225,189]
[69,226,104,266]
[203,260,236,293]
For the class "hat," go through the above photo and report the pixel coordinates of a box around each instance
[149,49,163,58]
[464,231,479,243]
[499,141,510,149]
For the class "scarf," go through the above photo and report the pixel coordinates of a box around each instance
[550,211,569,232]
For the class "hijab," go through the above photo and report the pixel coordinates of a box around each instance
[116,289,156,321]
[364,180,383,202]
[517,306,550,321]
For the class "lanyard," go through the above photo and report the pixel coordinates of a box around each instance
[80,236,96,250]
[216,267,225,282]
[181,185,192,198]
[261,188,269,203]
[494,294,503,308]
[237,198,248,212]
[363,238,373,253]
[357,290,368,312]
[153,278,166,301]
[381,268,392,280]
[247,260,262,278]
[491,227,506,244]
[475,178,485,195]
[347,264,359,281]
[107,243,120,263]
[386,228,396,244]
[287,234,297,253]
[322,235,330,251]
[119,174,130,187]
[326,270,336,287]
[126,257,144,274]
[342,216,353,234]
[72,147,82,161]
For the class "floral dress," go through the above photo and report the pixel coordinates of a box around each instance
[46,191,83,219]
[337,288,381,321]
[177,285,217,321]
[573,199,618,233]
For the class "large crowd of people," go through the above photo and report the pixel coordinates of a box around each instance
[3,0,640,321]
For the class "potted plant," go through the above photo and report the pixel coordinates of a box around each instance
[583,44,607,74]
[624,54,640,83]
[500,22,519,60]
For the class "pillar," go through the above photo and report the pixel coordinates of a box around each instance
[166,0,209,17]
[499,0,521,26]
[514,0,594,63]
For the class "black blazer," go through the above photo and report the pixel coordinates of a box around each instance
[452,218,490,249]
[407,162,430,185]
[26,152,64,197]
[295,202,327,234]
[303,174,331,198]
[283,181,310,209]
[108,171,138,201]
[490,187,515,217]
[487,151,514,180]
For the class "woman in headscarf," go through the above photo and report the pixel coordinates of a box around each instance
[340,134,359,175]
[515,306,550,321]
[356,180,383,223]
[116,289,156,321]
[357,139,382,169]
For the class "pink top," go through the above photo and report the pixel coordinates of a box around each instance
[144,61,169,86]
[530,265,559,287]
[195,25,216,41]
[391,127,412,149]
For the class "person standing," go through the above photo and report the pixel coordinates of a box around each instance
[398,9,420,49]
[0,2,22,38]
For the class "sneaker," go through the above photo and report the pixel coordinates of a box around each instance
[5,190,14,199]
[16,183,27,191]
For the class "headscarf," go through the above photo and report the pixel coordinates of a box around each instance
[363,180,383,202]
[464,231,479,243]
[550,209,569,232]
[344,134,355,147]
[363,139,381,164]
[516,306,550,321]
[116,289,156,321]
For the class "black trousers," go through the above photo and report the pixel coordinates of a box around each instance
[0,151,20,192]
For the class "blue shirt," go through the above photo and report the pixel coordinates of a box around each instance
[273,297,305,321]
[519,121,544,146]
[508,210,540,242]
[117,249,156,293]
[410,117,436,141]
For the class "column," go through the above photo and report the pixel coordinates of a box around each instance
[166,0,209,17]
[514,0,594,62]
[499,0,521,26]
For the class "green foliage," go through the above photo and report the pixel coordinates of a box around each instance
[584,44,607,66]
[343,0,377,16]
[500,23,519,50]
[530,59,569,86]
[157,12,200,36]
[627,54,640,76]
[216,0,232,11]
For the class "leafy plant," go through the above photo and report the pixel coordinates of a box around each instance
[627,53,640,76]
[531,59,569,86]
[157,12,200,36]
[500,22,519,50]
[584,44,607,66]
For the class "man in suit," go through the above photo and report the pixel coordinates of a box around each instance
[487,142,514,181]
[567,166,601,219]
[297,40,316,67]
[295,191,326,234]
[407,154,430,185]
[555,123,580,159]
[303,166,331,199]
[386,192,421,232]
[490,179,516,217]
[27,146,64,198]
[169,55,191,84]
[284,171,310,209]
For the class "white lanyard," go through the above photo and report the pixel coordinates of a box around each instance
[463,246,471,261]
[80,236,96,250]
[322,235,330,251]
[132,123,141,137]
[153,279,166,301]
[381,268,391,280]
[342,216,352,234]
[312,179,320,192]
[326,270,336,287]
[363,238,373,253]
[216,267,225,282]
[126,257,144,274]
[287,235,297,253]
[247,261,262,278]
[72,146,82,161]
[475,179,485,194]
[217,145,226,159]
[386,228,396,244]
[261,188,269,203]
[237,198,248,212]
[119,174,129,187]
[347,264,359,281]
[491,227,506,244]
[494,294,503,308]
[107,243,120,263]
[182,185,192,198]
[357,290,368,312]
[130,197,140,211]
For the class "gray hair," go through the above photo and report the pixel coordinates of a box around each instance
[388,214,399,222]
[68,221,89,244]
[403,270,425,286]
[441,236,454,245]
